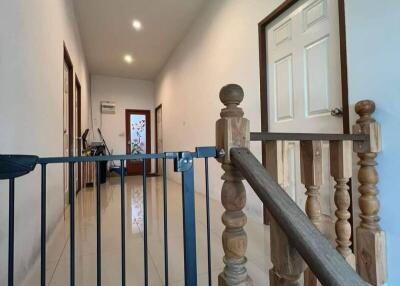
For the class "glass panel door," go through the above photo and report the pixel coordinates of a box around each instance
[130,114,147,154]
[125,110,151,175]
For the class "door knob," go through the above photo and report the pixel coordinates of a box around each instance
[330,107,343,117]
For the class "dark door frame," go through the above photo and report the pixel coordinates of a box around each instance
[75,75,82,191]
[64,44,74,157]
[258,0,353,231]
[155,104,162,175]
[258,0,349,135]
[63,43,74,209]
[125,109,151,175]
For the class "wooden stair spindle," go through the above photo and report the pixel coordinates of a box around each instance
[300,140,323,286]
[329,140,356,267]
[216,84,252,286]
[300,140,323,229]
[353,100,387,286]
[265,141,305,286]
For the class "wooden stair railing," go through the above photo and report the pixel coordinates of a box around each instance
[231,147,369,286]
[215,84,386,286]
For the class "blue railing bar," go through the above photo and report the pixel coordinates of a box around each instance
[181,167,198,286]
[143,160,149,286]
[120,160,126,286]
[204,158,212,286]
[8,178,15,286]
[40,164,47,286]
[175,152,198,286]
[164,152,178,160]
[162,158,169,286]
[1,148,219,177]
[196,146,218,158]
[69,163,75,286]
[37,153,166,164]
[96,162,102,286]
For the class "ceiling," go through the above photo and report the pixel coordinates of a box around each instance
[73,0,207,80]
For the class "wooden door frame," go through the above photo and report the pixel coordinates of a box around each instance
[64,44,74,157]
[125,109,152,175]
[155,104,162,174]
[75,74,82,191]
[63,43,74,209]
[258,0,349,136]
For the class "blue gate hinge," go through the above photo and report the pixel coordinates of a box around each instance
[174,152,193,172]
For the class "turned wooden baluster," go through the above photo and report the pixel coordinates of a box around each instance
[216,84,252,285]
[330,140,356,267]
[300,140,323,286]
[265,141,305,286]
[353,100,387,285]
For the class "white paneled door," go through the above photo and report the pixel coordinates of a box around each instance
[266,0,343,221]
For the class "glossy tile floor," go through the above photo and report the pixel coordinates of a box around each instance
[23,176,271,286]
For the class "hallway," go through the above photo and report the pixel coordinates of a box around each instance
[22,176,271,286]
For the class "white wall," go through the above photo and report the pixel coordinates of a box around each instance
[91,75,155,170]
[0,0,90,284]
[345,1,400,285]
[155,0,283,220]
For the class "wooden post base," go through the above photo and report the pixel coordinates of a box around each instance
[356,227,387,285]
[218,272,253,286]
[269,269,302,286]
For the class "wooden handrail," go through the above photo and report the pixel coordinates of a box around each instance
[250,132,368,142]
[230,147,371,286]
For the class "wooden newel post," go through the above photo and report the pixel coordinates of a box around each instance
[353,100,387,285]
[216,84,252,286]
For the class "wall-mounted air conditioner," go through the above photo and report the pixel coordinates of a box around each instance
[101,101,116,114]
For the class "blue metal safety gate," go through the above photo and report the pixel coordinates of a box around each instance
[0,146,219,286]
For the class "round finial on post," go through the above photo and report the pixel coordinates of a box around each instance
[219,84,244,118]
[219,84,244,107]
[355,100,376,123]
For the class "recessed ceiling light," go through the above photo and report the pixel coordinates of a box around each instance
[132,19,142,31]
[124,54,134,63]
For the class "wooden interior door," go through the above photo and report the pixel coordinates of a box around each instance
[155,105,163,175]
[266,0,342,220]
[125,109,151,175]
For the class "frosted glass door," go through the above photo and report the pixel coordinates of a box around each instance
[130,114,147,154]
